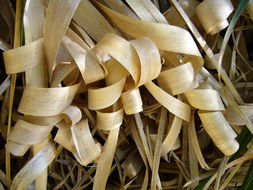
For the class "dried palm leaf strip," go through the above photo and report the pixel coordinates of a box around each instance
[43,0,81,81]
[23,0,43,44]
[6,104,101,188]
[5,0,23,187]
[93,33,161,114]
[71,22,95,48]
[38,31,127,190]
[185,89,225,111]
[122,150,143,179]
[57,105,82,129]
[130,37,161,87]
[125,0,168,24]
[3,0,107,189]
[171,0,253,141]
[3,39,44,74]
[121,2,201,158]
[96,2,203,65]
[164,0,199,28]
[91,28,178,189]
[4,33,83,162]
[23,0,46,87]
[121,88,143,115]
[94,33,141,86]
[23,1,48,187]
[4,1,250,189]
[73,0,115,42]
[225,105,253,125]
[87,101,122,189]
[104,0,137,18]
[94,4,209,186]
[10,141,56,190]
[157,62,198,96]
[96,108,124,131]
[51,63,77,87]
[92,126,120,190]
[95,2,203,121]
[170,0,244,103]
[63,29,106,84]
[199,111,239,155]
[71,120,101,166]
[88,78,125,110]
[91,31,164,189]
[134,113,154,171]
[214,156,229,190]
[195,0,234,35]
[18,83,80,116]
[182,83,239,155]
[145,82,191,122]
[161,115,182,156]
[5,105,82,156]
[7,120,52,146]
[188,112,212,170]
[54,128,73,153]
[5,36,105,189]
[125,0,240,157]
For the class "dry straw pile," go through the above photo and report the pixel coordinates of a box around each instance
[0,0,253,189]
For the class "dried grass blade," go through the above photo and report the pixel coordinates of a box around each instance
[6,0,23,188]
[151,107,167,190]
[188,113,211,170]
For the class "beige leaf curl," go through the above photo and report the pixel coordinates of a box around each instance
[18,83,81,116]
[71,120,101,166]
[96,108,124,130]
[3,39,43,74]
[199,111,239,155]
[145,81,191,122]
[195,0,234,35]
[157,62,197,96]
[3,1,249,189]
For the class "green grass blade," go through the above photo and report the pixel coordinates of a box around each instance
[240,161,253,190]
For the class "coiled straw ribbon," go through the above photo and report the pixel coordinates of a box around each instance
[2,1,239,189]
